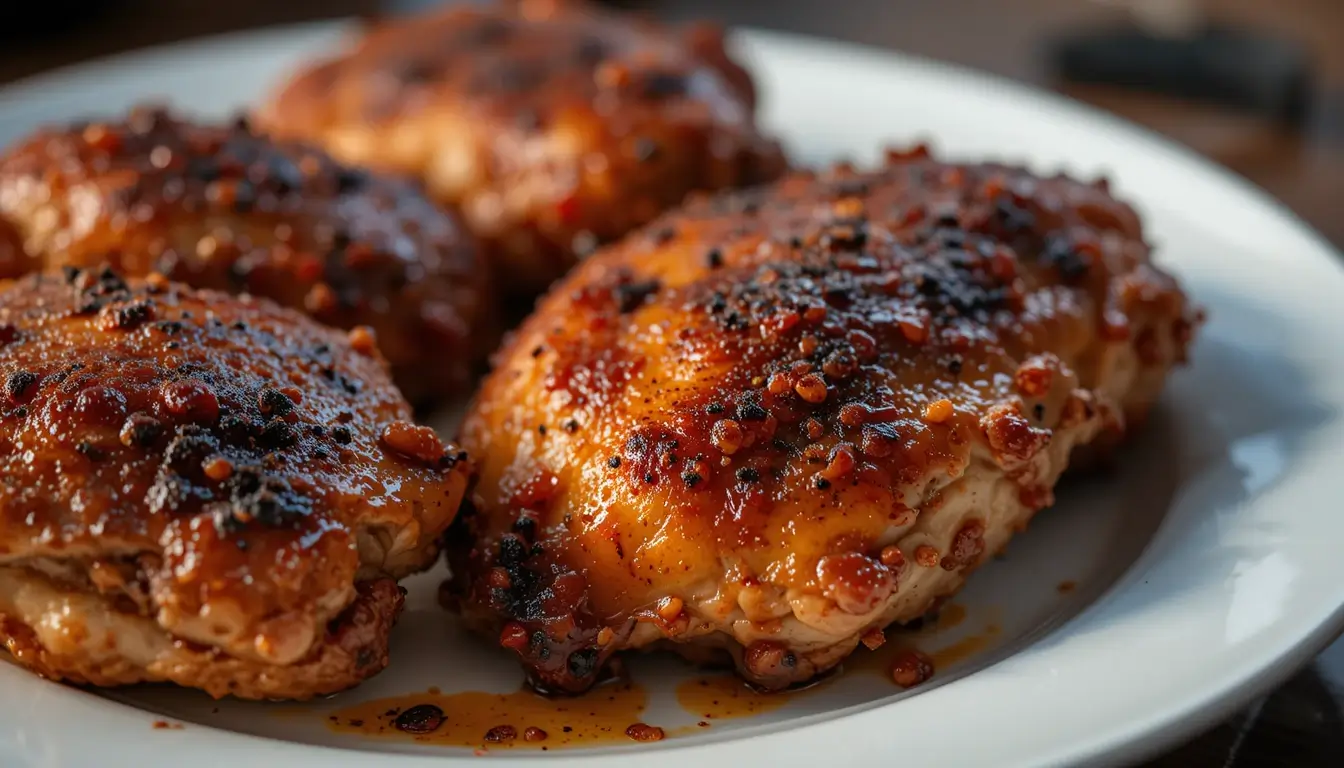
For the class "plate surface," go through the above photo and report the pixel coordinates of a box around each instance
[3,20,1344,768]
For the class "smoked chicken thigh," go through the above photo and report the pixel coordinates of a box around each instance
[447,147,1198,693]
[0,107,488,404]
[0,268,469,699]
[257,0,786,299]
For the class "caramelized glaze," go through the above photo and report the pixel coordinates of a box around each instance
[449,147,1197,693]
[259,0,786,297]
[0,107,490,403]
[0,268,468,699]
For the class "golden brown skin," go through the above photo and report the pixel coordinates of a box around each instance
[0,268,470,699]
[0,106,489,404]
[447,146,1199,693]
[257,0,787,299]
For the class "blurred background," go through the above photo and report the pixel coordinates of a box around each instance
[1,1,1342,765]
[1,0,1340,249]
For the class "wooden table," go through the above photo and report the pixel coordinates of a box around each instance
[2,1,1341,764]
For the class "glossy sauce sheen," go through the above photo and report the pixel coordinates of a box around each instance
[327,682,647,749]
[259,0,786,297]
[0,269,469,699]
[0,107,490,402]
[449,147,1196,693]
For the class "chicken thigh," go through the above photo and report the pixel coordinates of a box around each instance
[257,0,786,299]
[0,268,469,699]
[447,147,1197,692]
[0,107,489,404]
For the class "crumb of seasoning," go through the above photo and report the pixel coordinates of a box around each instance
[890,650,935,689]
[625,723,665,742]
[1057,580,1077,594]
[202,457,233,482]
[394,704,445,734]
[523,727,548,742]
[484,725,518,743]
[698,721,710,728]
[914,545,940,567]
[152,721,183,730]
[860,627,886,650]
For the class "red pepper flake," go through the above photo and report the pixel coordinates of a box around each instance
[879,545,906,569]
[710,419,744,455]
[380,421,447,465]
[821,443,856,481]
[1014,360,1054,398]
[523,727,548,742]
[860,627,886,650]
[793,373,828,403]
[348,325,379,356]
[500,621,529,650]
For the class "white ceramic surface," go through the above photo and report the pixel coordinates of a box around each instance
[2,20,1344,768]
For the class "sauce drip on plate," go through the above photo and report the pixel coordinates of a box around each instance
[845,604,1002,687]
[327,681,648,750]
[675,674,793,722]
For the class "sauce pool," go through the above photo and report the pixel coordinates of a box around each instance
[326,603,1004,748]
[327,681,648,750]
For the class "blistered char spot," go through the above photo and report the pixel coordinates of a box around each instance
[449,149,1197,694]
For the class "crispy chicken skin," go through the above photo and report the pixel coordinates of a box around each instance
[256,0,787,299]
[0,268,470,699]
[447,147,1198,693]
[0,107,489,404]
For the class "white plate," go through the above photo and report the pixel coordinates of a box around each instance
[3,19,1344,768]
